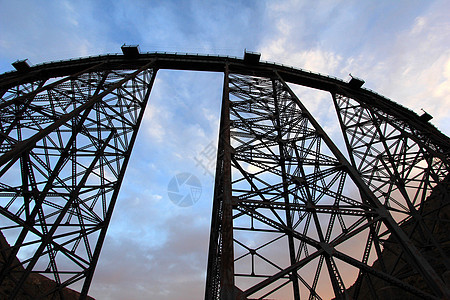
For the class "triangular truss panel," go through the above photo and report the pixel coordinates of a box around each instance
[331,91,450,299]
[0,65,156,298]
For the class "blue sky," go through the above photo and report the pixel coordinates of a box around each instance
[1,0,449,299]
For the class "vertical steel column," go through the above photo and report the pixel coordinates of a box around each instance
[220,65,235,300]
[205,64,235,300]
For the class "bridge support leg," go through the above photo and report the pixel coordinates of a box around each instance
[206,65,235,300]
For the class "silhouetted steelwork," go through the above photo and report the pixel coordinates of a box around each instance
[0,52,448,299]
[0,62,156,299]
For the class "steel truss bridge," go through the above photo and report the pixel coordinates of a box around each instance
[0,49,449,299]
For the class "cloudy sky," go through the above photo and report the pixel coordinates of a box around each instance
[1,0,449,299]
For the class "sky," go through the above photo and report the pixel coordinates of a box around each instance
[0,0,449,299]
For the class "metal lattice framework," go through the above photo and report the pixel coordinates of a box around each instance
[0,62,156,298]
[0,52,449,299]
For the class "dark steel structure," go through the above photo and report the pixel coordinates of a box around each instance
[0,50,448,299]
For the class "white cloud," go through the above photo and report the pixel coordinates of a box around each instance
[0,1,118,71]
[260,0,449,135]
[411,16,427,34]
[342,1,450,133]
[143,101,168,143]
[261,40,343,75]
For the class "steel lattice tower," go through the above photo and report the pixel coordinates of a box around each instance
[0,50,449,299]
